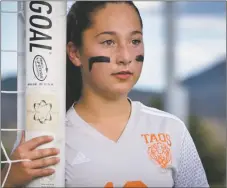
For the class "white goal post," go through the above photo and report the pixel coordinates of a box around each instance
[25,1,66,187]
[1,1,67,187]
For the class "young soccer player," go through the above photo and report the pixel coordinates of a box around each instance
[1,1,209,187]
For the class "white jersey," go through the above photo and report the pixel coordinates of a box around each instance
[65,101,209,187]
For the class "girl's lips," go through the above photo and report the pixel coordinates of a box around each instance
[112,72,132,79]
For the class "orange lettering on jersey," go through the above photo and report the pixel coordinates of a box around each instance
[158,133,166,142]
[141,134,149,144]
[141,133,172,169]
[150,134,158,142]
[104,181,147,188]
[104,182,114,188]
[166,134,172,146]
[124,181,147,188]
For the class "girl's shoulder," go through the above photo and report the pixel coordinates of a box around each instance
[132,100,186,128]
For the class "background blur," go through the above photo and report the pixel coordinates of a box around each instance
[1,1,226,187]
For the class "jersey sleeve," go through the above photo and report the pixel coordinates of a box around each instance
[173,128,209,187]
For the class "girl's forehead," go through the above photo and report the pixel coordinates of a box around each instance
[92,3,140,23]
[90,4,142,33]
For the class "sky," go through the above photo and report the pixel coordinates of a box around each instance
[1,1,226,91]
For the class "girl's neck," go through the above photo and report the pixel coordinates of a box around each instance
[74,89,131,121]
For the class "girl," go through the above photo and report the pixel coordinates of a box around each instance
[1,1,209,187]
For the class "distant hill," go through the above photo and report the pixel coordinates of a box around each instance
[182,59,226,88]
[1,76,17,129]
[182,59,226,119]
[128,88,161,107]
[1,76,17,91]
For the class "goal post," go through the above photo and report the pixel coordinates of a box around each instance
[25,1,66,187]
[1,1,67,187]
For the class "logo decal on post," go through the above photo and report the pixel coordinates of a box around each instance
[33,100,52,124]
[33,55,48,81]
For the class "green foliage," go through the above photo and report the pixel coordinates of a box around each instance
[188,116,226,187]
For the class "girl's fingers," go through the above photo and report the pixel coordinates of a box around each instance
[30,157,60,169]
[30,168,56,178]
[21,136,54,151]
[29,148,59,160]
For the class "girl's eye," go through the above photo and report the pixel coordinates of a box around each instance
[101,40,115,46]
[132,39,141,45]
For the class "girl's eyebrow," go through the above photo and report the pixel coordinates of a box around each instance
[95,31,117,38]
[95,30,143,38]
[131,30,143,36]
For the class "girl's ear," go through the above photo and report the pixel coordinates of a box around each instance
[67,42,82,67]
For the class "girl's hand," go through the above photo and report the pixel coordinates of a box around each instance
[1,131,60,187]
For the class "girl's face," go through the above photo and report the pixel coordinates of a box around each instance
[71,3,144,98]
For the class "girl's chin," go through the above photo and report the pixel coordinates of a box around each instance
[109,86,133,96]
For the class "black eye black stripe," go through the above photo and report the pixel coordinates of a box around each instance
[88,56,110,71]
[135,55,144,63]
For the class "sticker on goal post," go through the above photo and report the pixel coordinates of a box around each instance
[26,94,64,187]
[26,94,59,132]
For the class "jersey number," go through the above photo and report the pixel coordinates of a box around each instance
[105,181,147,187]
